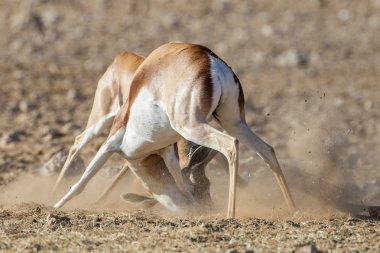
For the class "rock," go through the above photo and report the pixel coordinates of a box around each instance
[19,100,36,113]
[44,213,70,227]
[295,244,319,253]
[226,249,240,253]
[67,89,85,102]
[297,50,309,67]
[6,100,20,113]
[40,150,85,177]
[275,49,309,68]
[0,130,26,146]
[41,126,64,140]
[368,206,380,218]
[275,49,297,68]
[189,232,207,243]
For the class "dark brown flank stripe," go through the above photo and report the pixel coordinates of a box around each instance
[200,45,246,121]
[233,73,246,121]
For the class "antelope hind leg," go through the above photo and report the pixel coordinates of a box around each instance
[224,122,296,212]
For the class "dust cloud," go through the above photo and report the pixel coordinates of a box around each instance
[216,99,380,219]
[0,166,150,213]
[0,102,378,219]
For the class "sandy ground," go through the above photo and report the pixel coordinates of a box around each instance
[0,1,379,252]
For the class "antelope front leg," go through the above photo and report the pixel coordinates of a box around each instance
[159,145,195,202]
[53,112,117,195]
[54,146,113,208]
[52,132,85,194]
[54,125,124,208]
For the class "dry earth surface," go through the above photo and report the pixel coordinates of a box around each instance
[0,1,379,252]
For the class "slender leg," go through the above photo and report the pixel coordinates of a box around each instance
[175,123,239,218]
[52,112,116,194]
[227,140,238,218]
[160,145,200,211]
[214,153,248,188]
[159,145,196,203]
[224,122,296,212]
[95,164,129,204]
[54,145,113,208]
[184,162,214,211]
[52,132,85,194]
[181,145,217,211]
[54,126,125,208]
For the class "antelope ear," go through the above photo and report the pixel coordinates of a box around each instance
[120,193,158,208]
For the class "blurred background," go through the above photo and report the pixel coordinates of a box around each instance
[0,0,379,215]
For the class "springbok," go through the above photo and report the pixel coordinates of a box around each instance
[53,51,246,205]
[53,51,145,194]
[54,42,296,218]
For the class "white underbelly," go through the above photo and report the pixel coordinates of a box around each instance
[120,99,179,159]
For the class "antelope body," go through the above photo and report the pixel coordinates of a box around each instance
[54,50,240,207]
[54,42,296,218]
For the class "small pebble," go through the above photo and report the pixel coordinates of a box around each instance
[41,126,64,140]
[67,89,85,102]
[0,130,26,146]
[45,213,70,227]
[295,244,319,253]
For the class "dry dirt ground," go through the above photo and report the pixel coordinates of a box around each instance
[0,1,379,252]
